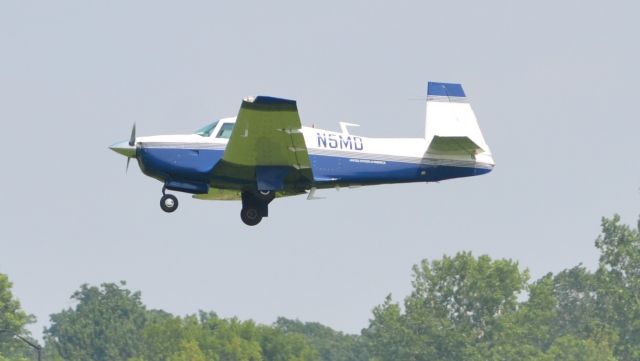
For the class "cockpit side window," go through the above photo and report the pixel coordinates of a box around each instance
[194,121,219,137]
[216,122,235,139]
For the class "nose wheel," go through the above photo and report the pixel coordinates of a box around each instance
[160,193,178,213]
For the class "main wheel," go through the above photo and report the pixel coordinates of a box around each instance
[160,194,178,213]
[240,206,262,226]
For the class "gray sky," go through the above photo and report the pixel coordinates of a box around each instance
[1,0,639,340]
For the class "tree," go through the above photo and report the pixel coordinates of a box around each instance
[259,324,318,361]
[364,252,530,361]
[363,295,419,361]
[551,265,599,338]
[28,214,640,361]
[485,274,556,361]
[542,335,616,361]
[138,310,191,361]
[195,315,263,361]
[135,311,318,361]
[44,282,148,361]
[167,340,206,361]
[594,215,640,360]
[274,318,362,361]
[0,273,34,361]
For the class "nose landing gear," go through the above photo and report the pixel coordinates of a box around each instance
[160,187,178,213]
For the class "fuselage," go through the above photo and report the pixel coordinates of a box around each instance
[110,83,494,225]
[127,117,494,194]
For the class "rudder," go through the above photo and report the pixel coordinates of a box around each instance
[424,82,491,157]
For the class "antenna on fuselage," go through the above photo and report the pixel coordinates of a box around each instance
[339,122,360,134]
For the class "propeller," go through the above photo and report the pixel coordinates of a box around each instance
[109,123,138,173]
[126,123,136,173]
[129,123,136,146]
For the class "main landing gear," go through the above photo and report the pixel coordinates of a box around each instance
[157,187,274,226]
[240,190,275,226]
[160,187,178,213]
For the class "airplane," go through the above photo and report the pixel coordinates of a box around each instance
[110,82,494,226]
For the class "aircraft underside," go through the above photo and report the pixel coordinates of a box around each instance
[136,145,491,225]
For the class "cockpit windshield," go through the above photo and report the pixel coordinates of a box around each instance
[194,120,219,137]
[216,122,234,139]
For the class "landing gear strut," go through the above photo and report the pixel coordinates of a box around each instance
[240,191,274,226]
[160,187,178,213]
[254,190,276,202]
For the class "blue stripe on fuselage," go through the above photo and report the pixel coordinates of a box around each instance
[309,154,491,184]
[137,146,492,188]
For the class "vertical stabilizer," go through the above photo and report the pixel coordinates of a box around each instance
[425,82,491,156]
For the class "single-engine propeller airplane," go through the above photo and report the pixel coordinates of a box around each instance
[110,82,494,226]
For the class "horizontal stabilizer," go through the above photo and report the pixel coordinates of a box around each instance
[427,136,484,156]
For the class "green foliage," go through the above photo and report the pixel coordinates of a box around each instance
[0,274,31,344]
[196,316,263,361]
[542,335,616,361]
[595,215,640,360]
[138,310,190,361]
[484,274,556,361]
[408,252,529,336]
[167,340,206,361]
[365,252,530,361]
[44,281,148,361]
[364,295,415,361]
[0,273,35,361]
[10,213,640,361]
[363,215,640,361]
[274,318,366,361]
[0,356,29,361]
[259,323,317,361]
[136,312,318,361]
[43,283,317,361]
[551,265,600,338]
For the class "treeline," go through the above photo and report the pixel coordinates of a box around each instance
[2,215,640,361]
[43,284,363,361]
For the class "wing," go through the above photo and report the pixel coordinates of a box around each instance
[212,96,313,191]
[193,188,306,201]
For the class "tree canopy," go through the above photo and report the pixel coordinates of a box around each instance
[4,214,640,361]
[0,273,34,361]
[362,215,639,361]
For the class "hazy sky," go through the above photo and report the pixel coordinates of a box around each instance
[1,0,639,340]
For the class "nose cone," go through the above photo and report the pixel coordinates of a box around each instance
[109,141,136,158]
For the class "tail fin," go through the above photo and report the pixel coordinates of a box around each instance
[425,82,491,157]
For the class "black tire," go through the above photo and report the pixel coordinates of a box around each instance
[160,194,178,213]
[240,207,262,226]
